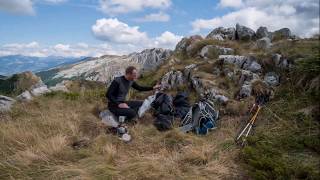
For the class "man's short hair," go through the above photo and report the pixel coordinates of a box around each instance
[125,66,137,74]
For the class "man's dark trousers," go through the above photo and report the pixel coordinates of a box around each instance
[109,101,143,121]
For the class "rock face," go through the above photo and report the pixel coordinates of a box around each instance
[218,55,262,73]
[257,37,272,49]
[51,48,172,85]
[206,27,236,40]
[0,95,16,112]
[235,23,256,41]
[199,45,234,59]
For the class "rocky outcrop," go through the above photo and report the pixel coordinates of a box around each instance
[199,45,234,59]
[206,27,236,40]
[185,35,204,57]
[161,70,185,90]
[175,35,203,54]
[129,48,172,72]
[0,95,16,112]
[272,28,292,40]
[235,23,256,41]
[218,55,262,73]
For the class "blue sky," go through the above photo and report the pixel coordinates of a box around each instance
[0,0,319,57]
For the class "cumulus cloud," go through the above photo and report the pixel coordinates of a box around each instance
[218,0,244,8]
[192,0,319,37]
[99,0,171,15]
[155,31,183,48]
[0,0,34,15]
[92,18,182,50]
[92,18,149,44]
[134,12,170,22]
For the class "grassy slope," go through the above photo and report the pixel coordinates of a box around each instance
[0,38,319,179]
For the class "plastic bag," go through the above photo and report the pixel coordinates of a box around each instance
[138,95,156,118]
[99,110,119,127]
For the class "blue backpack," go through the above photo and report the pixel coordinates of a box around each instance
[179,99,219,135]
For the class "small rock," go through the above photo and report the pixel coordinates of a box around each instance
[215,95,229,104]
[0,95,16,112]
[264,72,280,86]
[31,83,51,96]
[200,45,234,59]
[247,61,262,73]
[256,37,272,49]
[239,83,252,98]
[49,83,69,92]
[16,91,33,101]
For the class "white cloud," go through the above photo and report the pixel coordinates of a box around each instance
[192,0,319,37]
[92,18,182,50]
[92,18,149,44]
[218,0,243,8]
[0,0,34,15]
[43,0,68,3]
[99,0,171,15]
[155,31,183,49]
[134,12,170,22]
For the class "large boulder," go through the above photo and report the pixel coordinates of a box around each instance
[185,35,204,57]
[175,35,203,54]
[235,23,256,41]
[256,37,272,49]
[0,95,16,112]
[272,28,292,40]
[199,45,234,59]
[206,27,236,40]
[256,26,270,39]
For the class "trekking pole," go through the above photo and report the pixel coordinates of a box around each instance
[235,105,262,146]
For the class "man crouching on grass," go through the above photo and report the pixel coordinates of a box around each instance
[106,66,160,122]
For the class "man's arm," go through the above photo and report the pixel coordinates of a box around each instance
[106,80,121,105]
[132,81,153,91]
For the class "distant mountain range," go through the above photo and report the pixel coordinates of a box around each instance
[0,55,87,76]
[36,48,172,86]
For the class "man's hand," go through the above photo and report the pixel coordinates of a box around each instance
[153,84,161,90]
[118,103,129,109]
